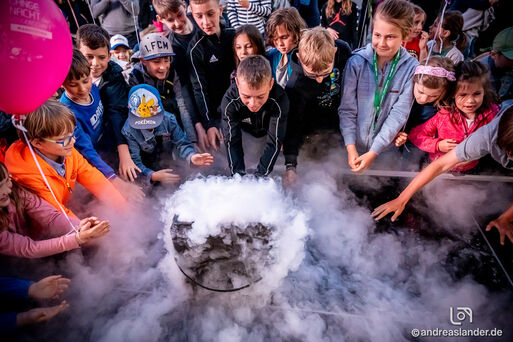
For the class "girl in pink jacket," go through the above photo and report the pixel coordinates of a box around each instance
[409,61,499,171]
[0,162,110,258]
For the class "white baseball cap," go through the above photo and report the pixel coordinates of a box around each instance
[139,33,174,60]
[110,34,130,50]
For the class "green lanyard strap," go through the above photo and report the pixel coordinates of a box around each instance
[372,50,400,130]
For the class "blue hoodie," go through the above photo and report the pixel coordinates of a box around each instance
[338,44,418,154]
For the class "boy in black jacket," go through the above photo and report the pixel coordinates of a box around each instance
[222,56,288,177]
[188,0,236,152]
[76,24,143,200]
[283,27,352,185]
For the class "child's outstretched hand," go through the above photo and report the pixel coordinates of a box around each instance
[372,197,407,222]
[346,145,359,169]
[394,132,408,146]
[486,215,513,246]
[438,139,458,152]
[17,301,69,326]
[151,169,181,184]
[28,275,70,301]
[191,153,214,166]
[352,151,377,173]
[195,123,209,152]
[207,127,223,152]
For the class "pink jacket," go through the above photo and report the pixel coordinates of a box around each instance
[0,190,81,258]
[409,105,498,171]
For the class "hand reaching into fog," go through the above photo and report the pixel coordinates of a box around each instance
[151,169,181,184]
[112,177,145,202]
[28,275,70,301]
[371,197,407,222]
[191,153,214,166]
[438,139,458,153]
[118,156,141,182]
[17,301,69,326]
[77,217,110,244]
[195,123,209,152]
[207,127,223,152]
[282,167,298,188]
[394,132,408,147]
[351,151,377,173]
[486,216,513,245]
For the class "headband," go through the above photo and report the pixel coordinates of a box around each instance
[414,65,456,81]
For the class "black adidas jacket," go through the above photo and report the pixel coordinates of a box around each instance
[187,23,235,129]
[221,82,289,176]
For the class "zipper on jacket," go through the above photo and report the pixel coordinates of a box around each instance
[66,182,73,193]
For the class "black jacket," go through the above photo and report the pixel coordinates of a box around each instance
[221,82,289,176]
[283,39,352,166]
[187,23,236,129]
[98,61,129,147]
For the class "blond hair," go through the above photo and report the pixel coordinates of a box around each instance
[20,99,76,143]
[298,27,337,72]
[374,0,414,40]
[152,0,184,17]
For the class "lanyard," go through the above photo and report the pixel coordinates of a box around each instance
[372,50,400,130]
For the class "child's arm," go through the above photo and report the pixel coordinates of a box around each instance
[164,114,196,162]
[74,150,127,211]
[338,56,360,167]
[372,149,461,221]
[408,114,443,153]
[227,0,241,28]
[90,0,109,17]
[486,204,513,245]
[0,231,79,259]
[222,97,246,175]
[370,70,415,155]
[121,127,156,183]
[119,0,139,15]
[256,96,289,176]
[73,121,117,180]
[244,0,272,17]
[117,144,141,182]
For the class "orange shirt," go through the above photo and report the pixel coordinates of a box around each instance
[5,141,127,217]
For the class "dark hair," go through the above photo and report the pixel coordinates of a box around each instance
[65,49,91,83]
[497,106,513,155]
[233,25,266,66]
[0,162,27,232]
[449,60,497,124]
[76,24,110,50]
[374,0,414,39]
[440,11,467,52]
[266,7,307,47]
[152,0,184,17]
[237,55,272,88]
[19,100,76,142]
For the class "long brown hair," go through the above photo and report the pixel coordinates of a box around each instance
[0,162,26,232]
[448,61,496,125]
[440,11,467,52]
[265,7,307,47]
[326,0,352,20]
[233,25,266,67]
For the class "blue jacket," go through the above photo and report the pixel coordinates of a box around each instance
[267,48,294,83]
[0,277,32,335]
[121,112,195,182]
[338,44,418,154]
[60,85,116,179]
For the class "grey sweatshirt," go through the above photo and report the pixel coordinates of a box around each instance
[92,0,140,36]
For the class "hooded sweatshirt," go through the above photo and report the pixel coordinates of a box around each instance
[339,43,418,155]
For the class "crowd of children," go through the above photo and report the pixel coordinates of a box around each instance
[2,0,513,335]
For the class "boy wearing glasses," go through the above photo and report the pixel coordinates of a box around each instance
[5,100,127,218]
[283,27,351,185]
[221,56,288,176]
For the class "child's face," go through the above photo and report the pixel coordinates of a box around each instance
[413,82,443,104]
[33,130,76,161]
[141,56,171,80]
[273,24,296,54]
[236,77,274,112]
[491,51,513,69]
[79,43,110,78]
[190,0,222,36]
[372,15,404,60]
[411,13,425,38]
[0,172,12,208]
[158,7,188,34]
[428,19,449,41]
[112,46,130,62]
[63,74,93,104]
[454,81,484,117]
[235,34,256,62]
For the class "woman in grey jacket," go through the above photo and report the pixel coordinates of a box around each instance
[338,0,418,173]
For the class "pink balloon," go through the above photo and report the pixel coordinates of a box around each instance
[0,0,72,115]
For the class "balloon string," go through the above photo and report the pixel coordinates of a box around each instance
[86,0,97,25]
[131,2,140,47]
[12,116,78,234]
